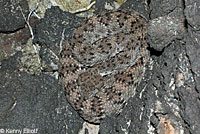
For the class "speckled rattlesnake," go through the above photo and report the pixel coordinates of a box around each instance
[59,9,149,123]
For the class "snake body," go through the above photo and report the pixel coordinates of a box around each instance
[59,10,149,123]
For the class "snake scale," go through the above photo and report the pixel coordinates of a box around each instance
[59,9,149,123]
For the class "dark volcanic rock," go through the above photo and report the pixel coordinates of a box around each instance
[184,0,200,30]
[120,0,149,19]
[95,0,149,19]
[100,0,200,134]
[178,87,200,134]
[186,28,200,91]
[100,66,154,134]
[34,6,83,55]
[149,0,184,19]
[1,0,200,133]
[0,52,84,134]
[33,6,83,72]
[147,16,185,51]
[0,0,29,32]
[185,0,200,93]
[183,1,200,134]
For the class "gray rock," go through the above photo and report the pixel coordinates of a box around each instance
[0,52,84,134]
[34,6,83,55]
[184,0,200,30]
[0,0,29,32]
[147,16,185,51]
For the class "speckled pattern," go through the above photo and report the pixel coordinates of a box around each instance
[59,9,149,123]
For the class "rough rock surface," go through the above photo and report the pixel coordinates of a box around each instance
[34,6,83,55]
[0,0,29,32]
[34,6,83,73]
[0,52,83,134]
[0,0,200,134]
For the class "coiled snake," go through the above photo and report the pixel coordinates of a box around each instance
[59,9,149,123]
